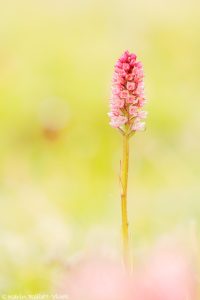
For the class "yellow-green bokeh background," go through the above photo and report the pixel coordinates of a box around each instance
[0,0,200,293]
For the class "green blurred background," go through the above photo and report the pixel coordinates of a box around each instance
[0,0,200,293]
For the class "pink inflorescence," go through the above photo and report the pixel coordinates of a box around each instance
[109,50,147,133]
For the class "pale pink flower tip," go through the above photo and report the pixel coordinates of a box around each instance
[109,50,147,134]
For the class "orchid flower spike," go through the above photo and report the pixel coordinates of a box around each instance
[109,51,147,136]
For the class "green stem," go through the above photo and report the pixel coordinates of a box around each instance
[120,134,130,267]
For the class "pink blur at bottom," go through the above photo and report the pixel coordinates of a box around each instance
[59,243,197,300]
